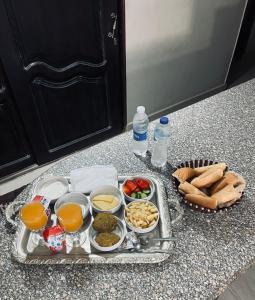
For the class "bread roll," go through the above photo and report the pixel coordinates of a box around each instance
[191,169,224,189]
[234,174,246,193]
[185,184,241,209]
[172,167,197,183]
[211,184,241,208]
[198,167,222,179]
[185,194,217,210]
[178,181,207,196]
[211,171,241,194]
[194,163,227,175]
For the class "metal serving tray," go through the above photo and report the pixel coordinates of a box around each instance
[11,174,174,264]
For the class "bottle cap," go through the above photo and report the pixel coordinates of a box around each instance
[160,116,169,124]
[137,106,145,114]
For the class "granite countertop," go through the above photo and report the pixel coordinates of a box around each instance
[1,79,255,300]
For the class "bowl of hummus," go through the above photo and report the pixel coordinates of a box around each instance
[90,185,123,214]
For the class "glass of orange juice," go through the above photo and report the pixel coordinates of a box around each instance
[56,202,85,246]
[20,201,48,245]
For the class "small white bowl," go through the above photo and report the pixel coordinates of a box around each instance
[34,176,69,202]
[54,192,90,219]
[89,216,126,252]
[124,200,159,234]
[122,176,155,202]
[90,185,123,214]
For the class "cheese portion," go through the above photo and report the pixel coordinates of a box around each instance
[92,194,119,210]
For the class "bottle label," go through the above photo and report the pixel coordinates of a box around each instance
[133,131,147,141]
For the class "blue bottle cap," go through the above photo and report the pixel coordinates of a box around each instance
[160,116,169,124]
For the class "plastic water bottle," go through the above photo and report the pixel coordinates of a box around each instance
[132,106,149,157]
[151,116,170,167]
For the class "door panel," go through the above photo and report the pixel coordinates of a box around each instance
[5,0,103,66]
[0,102,28,165]
[0,62,34,177]
[0,0,125,165]
[32,76,110,150]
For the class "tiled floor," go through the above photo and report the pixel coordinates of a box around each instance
[218,266,255,300]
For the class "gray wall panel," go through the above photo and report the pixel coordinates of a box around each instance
[126,0,247,123]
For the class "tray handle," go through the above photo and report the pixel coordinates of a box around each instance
[5,200,25,228]
[164,186,183,225]
[167,198,184,225]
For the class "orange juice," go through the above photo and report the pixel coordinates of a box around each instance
[20,202,48,231]
[57,203,83,233]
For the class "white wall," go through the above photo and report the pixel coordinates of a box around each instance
[126,0,247,123]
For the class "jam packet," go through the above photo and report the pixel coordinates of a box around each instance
[43,225,66,253]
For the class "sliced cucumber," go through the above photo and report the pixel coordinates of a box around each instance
[131,192,136,198]
[143,190,151,195]
[136,193,141,199]
[141,193,147,199]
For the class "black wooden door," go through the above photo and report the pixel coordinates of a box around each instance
[0,0,125,164]
[0,61,35,178]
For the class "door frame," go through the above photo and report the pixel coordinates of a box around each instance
[226,0,255,86]
[119,0,127,130]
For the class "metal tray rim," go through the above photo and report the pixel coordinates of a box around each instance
[12,173,172,264]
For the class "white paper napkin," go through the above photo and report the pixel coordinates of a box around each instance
[70,165,118,193]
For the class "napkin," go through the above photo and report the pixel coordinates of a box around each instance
[70,165,118,193]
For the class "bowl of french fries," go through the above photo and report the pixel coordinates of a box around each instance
[124,200,159,233]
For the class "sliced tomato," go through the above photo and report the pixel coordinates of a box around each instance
[123,185,131,196]
[135,179,150,190]
[134,187,141,192]
[125,180,137,192]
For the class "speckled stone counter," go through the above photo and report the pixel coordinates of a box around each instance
[1,79,255,300]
